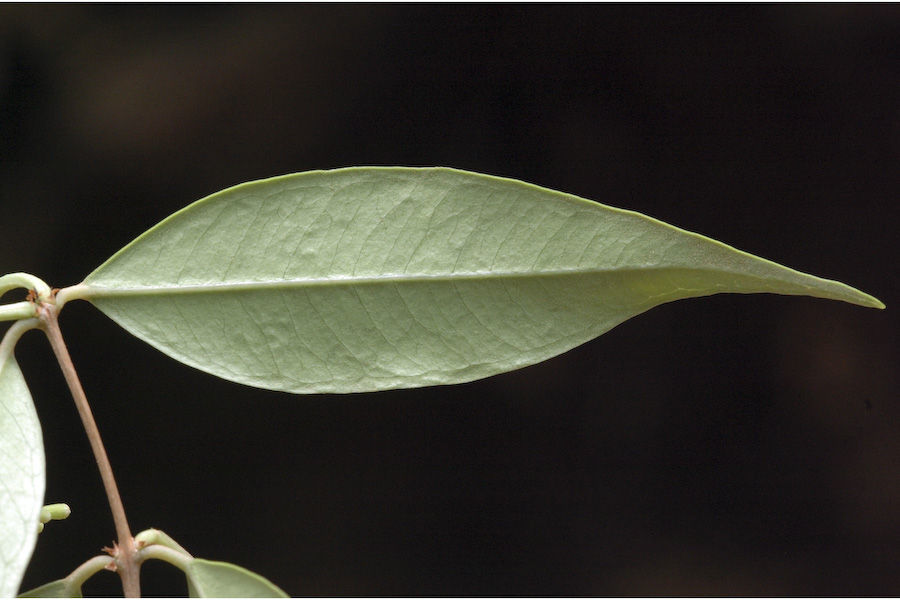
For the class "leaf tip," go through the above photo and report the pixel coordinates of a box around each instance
[844,287,885,310]
[869,297,886,310]
[846,293,885,310]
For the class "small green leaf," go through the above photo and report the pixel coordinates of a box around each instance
[69,168,883,394]
[0,323,45,598]
[185,559,287,598]
[18,579,79,598]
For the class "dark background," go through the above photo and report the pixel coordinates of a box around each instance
[2,5,898,596]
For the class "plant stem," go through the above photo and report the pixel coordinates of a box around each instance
[136,544,193,571]
[38,304,141,597]
[65,555,117,594]
[0,272,50,298]
[135,528,192,556]
[0,301,38,322]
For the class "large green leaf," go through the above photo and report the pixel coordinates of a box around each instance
[66,167,883,394]
[185,559,287,598]
[0,325,44,597]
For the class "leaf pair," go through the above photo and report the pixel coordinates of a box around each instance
[19,558,287,598]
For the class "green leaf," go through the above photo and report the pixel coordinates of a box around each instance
[0,326,45,598]
[185,559,287,598]
[18,579,79,598]
[69,167,883,394]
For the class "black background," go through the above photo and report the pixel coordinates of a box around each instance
[2,5,898,596]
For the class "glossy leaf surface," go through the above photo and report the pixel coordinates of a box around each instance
[0,334,44,597]
[72,168,883,394]
[185,559,287,598]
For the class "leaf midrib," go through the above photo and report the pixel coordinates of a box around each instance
[77,265,762,297]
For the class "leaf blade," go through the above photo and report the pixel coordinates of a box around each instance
[0,328,45,598]
[185,559,287,598]
[74,167,883,394]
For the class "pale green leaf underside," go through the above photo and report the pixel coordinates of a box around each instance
[75,167,882,394]
[186,559,288,598]
[0,346,44,597]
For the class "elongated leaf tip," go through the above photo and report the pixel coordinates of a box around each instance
[841,285,885,309]
[840,290,884,309]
